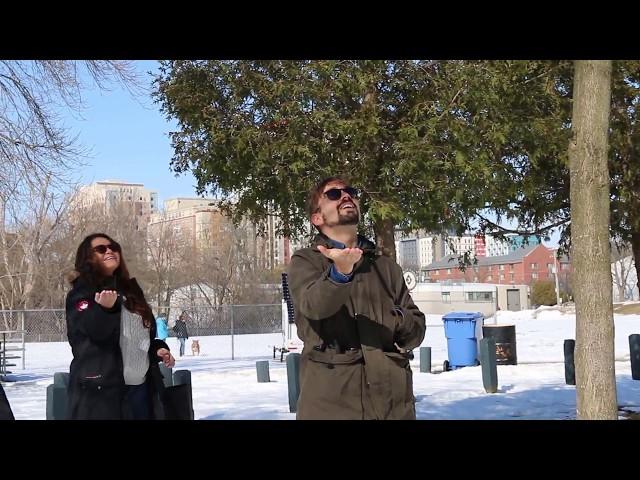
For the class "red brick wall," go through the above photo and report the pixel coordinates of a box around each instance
[426,245,570,286]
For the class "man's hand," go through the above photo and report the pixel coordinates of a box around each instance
[317,245,362,275]
[95,290,118,309]
[157,348,175,368]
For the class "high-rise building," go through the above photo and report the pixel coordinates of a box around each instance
[74,180,158,229]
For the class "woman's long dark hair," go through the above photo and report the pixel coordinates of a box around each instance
[70,233,153,328]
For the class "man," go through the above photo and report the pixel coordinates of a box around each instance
[287,176,426,420]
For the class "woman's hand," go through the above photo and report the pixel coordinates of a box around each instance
[95,290,118,309]
[157,348,175,368]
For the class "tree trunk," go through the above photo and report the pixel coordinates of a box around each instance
[569,60,617,420]
[632,231,640,300]
[374,218,397,263]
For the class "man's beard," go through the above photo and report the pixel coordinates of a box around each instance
[337,208,359,225]
[323,205,359,226]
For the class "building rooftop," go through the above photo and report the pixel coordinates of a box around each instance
[424,244,543,270]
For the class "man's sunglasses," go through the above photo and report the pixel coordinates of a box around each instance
[93,243,121,255]
[323,187,360,201]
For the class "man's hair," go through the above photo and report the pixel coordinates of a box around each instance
[306,175,352,221]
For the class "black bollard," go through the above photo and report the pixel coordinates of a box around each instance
[286,352,301,414]
[564,339,576,385]
[479,338,498,394]
[629,334,640,381]
[420,347,431,373]
[170,369,194,420]
[256,360,271,382]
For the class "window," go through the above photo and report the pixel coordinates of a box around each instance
[530,262,538,269]
[509,263,514,271]
[487,275,493,281]
[467,292,493,302]
[447,268,452,274]
[473,266,479,272]
[499,265,505,271]
[434,270,439,276]
[531,272,538,279]
[442,292,451,303]
[500,274,505,280]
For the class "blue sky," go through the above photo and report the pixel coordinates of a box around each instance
[61,60,560,246]
[61,60,199,206]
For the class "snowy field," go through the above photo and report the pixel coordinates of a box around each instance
[3,305,640,420]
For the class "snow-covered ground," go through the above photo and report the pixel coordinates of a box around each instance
[4,305,640,419]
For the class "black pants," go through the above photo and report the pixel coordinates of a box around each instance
[123,382,152,420]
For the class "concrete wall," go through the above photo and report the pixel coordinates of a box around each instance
[496,284,530,311]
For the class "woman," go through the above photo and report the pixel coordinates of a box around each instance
[173,312,190,357]
[65,233,175,420]
[156,315,169,342]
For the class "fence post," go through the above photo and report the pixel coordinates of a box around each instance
[230,305,235,360]
[21,311,25,369]
[420,347,431,373]
[286,352,301,413]
[564,339,576,385]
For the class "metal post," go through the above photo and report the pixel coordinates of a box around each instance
[230,305,235,361]
[479,338,498,393]
[20,311,25,370]
[564,339,576,385]
[286,352,301,413]
[420,347,431,373]
[256,360,270,382]
[629,334,640,381]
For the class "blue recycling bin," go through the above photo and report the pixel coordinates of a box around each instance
[442,312,484,370]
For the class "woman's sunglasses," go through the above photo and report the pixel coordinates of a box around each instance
[323,186,360,201]
[93,243,121,255]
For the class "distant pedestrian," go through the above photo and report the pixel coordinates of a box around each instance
[173,311,190,357]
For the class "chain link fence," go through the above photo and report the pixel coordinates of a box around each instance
[0,310,66,343]
[152,304,283,337]
[1,304,285,360]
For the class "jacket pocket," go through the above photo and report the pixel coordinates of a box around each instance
[383,351,411,368]
[78,375,106,391]
[299,348,365,419]
[383,351,415,409]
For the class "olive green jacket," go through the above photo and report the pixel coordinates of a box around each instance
[287,233,426,420]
